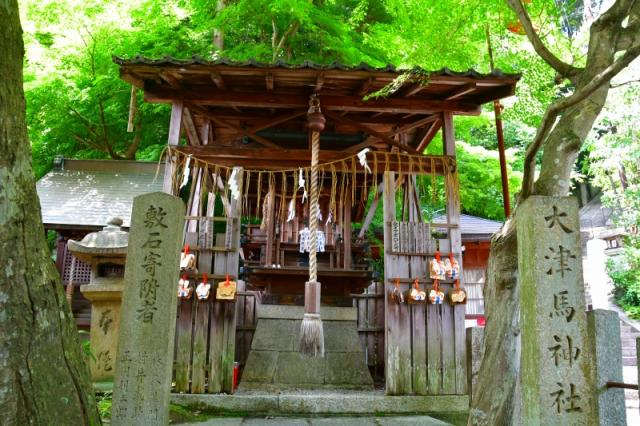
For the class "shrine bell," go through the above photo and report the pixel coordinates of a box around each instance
[67,217,128,382]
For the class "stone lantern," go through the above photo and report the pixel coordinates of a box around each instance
[68,217,128,382]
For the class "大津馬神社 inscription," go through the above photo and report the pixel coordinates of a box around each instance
[517,196,595,425]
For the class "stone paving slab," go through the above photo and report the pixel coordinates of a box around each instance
[177,416,451,425]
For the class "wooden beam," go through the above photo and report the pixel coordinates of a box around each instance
[415,120,442,153]
[190,105,282,149]
[159,72,182,89]
[210,72,226,90]
[443,82,477,100]
[199,120,211,145]
[182,107,201,146]
[315,73,325,92]
[468,85,515,105]
[173,145,451,174]
[145,89,481,115]
[358,181,383,239]
[265,73,274,92]
[324,110,419,154]
[163,101,184,193]
[391,115,438,136]
[399,83,424,97]
[212,110,306,145]
[357,77,376,96]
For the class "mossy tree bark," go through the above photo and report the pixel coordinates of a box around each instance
[0,1,100,424]
[470,1,640,424]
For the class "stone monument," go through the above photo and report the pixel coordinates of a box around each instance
[111,193,185,425]
[68,217,128,382]
[517,196,595,425]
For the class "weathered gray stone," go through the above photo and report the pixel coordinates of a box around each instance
[323,321,363,352]
[277,393,468,414]
[241,306,373,391]
[310,417,377,425]
[251,319,297,351]
[325,353,374,386]
[172,393,278,414]
[466,327,484,403]
[587,310,626,425]
[111,193,185,425]
[375,416,450,426]
[516,196,595,425]
[241,351,278,383]
[275,352,326,384]
[242,418,309,425]
[171,391,468,417]
[69,217,129,382]
[259,304,357,321]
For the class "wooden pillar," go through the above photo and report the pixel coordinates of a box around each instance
[264,186,276,266]
[163,101,184,194]
[344,188,352,270]
[441,111,468,395]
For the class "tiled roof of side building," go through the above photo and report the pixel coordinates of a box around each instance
[36,159,164,229]
[433,213,503,240]
[113,56,521,80]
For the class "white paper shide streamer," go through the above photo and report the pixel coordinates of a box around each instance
[357,148,371,173]
[228,167,241,200]
[298,168,307,203]
[180,155,192,189]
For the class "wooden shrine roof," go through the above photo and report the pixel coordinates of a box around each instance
[115,56,520,157]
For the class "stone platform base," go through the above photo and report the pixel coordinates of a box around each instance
[171,391,469,418]
[239,305,373,390]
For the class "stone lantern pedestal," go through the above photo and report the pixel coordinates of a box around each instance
[68,218,128,382]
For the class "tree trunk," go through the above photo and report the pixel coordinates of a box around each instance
[213,0,225,52]
[0,1,100,424]
[470,0,639,423]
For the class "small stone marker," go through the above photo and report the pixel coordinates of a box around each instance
[111,193,185,425]
[517,196,595,425]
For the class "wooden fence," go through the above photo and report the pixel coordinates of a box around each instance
[352,282,385,382]
[382,171,467,396]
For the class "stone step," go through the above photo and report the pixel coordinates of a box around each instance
[621,338,639,347]
[622,347,637,356]
[623,356,637,366]
[172,392,468,419]
[176,416,454,425]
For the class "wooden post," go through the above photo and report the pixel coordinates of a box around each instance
[163,101,184,194]
[383,172,412,395]
[442,111,468,395]
[264,185,276,266]
[344,188,352,270]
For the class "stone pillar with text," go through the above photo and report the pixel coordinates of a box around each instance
[517,196,595,425]
[111,193,184,426]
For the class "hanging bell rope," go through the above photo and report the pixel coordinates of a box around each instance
[299,93,325,358]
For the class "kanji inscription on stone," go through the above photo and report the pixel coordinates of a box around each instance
[111,193,185,426]
[516,196,595,425]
